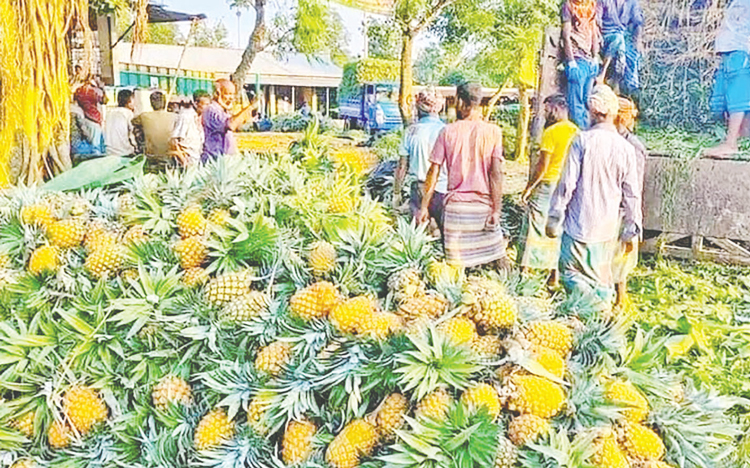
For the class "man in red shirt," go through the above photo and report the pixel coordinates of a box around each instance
[418,82,507,269]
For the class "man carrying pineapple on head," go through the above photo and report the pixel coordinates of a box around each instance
[546,85,642,308]
[417,82,508,270]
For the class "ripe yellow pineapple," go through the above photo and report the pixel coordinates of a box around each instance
[208,208,231,227]
[10,458,38,468]
[152,375,193,411]
[506,374,565,419]
[636,462,676,468]
[328,195,357,214]
[472,335,504,358]
[83,221,115,252]
[255,341,294,376]
[518,320,574,357]
[174,236,207,269]
[123,225,148,245]
[605,380,649,423]
[28,245,59,275]
[309,240,337,276]
[182,267,209,288]
[508,414,550,446]
[247,394,272,435]
[397,293,448,322]
[325,419,379,468]
[374,393,408,438]
[177,205,207,238]
[11,411,35,438]
[388,268,426,303]
[358,312,402,340]
[194,408,235,451]
[464,277,517,331]
[494,434,519,468]
[617,422,665,461]
[21,204,54,230]
[532,346,567,379]
[415,387,453,421]
[222,291,270,323]
[460,383,501,419]
[426,260,461,285]
[85,244,124,279]
[591,431,630,468]
[63,386,108,435]
[329,296,376,334]
[437,317,477,346]
[47,219,86,249]
[117,193,136,218]
[289,281,341,321]
[48,420,72,449]
[282,418,317,465]
[205,270,253,306]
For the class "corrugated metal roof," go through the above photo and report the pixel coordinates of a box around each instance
[115,43,343,87]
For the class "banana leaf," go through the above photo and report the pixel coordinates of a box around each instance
[44,156,145,192]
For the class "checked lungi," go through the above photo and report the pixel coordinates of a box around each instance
[559,233,616,306]
[443,200,507,269]
[518,182,561,271]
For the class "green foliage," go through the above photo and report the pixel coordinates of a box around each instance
[367,18,402,60]
[192,21,231,49]
[638,126,750,159]
[339,59,401,99]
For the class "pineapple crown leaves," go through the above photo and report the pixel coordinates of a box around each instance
[377,219,437,274]
[261,371,322,434]
[647,382,748,468]
[125,240,180,272]
[561,366,623,430]
[192,425,285,468]
[196,361,260,420]
[380,404,499,468]
[395,328,482,402]
[570,313,631,369]
[110,265,184,337]
[206,215,280,273]
[132,416,189,468]
[524,428,598,468]
[50,431,127,468]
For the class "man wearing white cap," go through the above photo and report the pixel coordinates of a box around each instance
[546,85,642,308]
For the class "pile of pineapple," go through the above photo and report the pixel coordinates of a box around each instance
[0,149,743,468]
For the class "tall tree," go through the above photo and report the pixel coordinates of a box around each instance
[392,0,466,122]
[229,0,347,93]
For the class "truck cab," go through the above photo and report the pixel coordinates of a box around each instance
[339,82,402,133]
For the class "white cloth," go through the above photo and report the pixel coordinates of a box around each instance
[105,107,135,157]
[716,0,750,54]
[171,108,204,164]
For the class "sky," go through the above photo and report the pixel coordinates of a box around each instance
[158,0,369,56]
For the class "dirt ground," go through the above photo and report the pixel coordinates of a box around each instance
[503,159,530,196]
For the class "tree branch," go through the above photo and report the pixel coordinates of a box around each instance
[413,0,457,34]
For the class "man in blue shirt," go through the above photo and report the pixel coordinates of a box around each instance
[394,89,447,233]
[597,0,645,96]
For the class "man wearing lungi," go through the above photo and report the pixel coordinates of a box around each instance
[596,0,644,96]
[612,97,646,309]
[418,82,507,269]
[546,85,642,307]
[394,89,447,233]
[704,0,750,158]
[519,94,579,287]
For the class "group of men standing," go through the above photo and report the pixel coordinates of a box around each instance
[70,78,257,168]
[397,82,643,310]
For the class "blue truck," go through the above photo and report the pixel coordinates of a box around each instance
[338,82,402,133]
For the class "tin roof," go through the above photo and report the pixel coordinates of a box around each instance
[116,43,343,87]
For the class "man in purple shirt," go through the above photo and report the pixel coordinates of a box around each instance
[546,85,642,308]
[201,79,256,162]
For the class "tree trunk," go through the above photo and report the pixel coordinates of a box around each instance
[232,0,266,94]
[516,85,531,162]
[398,30,415,124]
